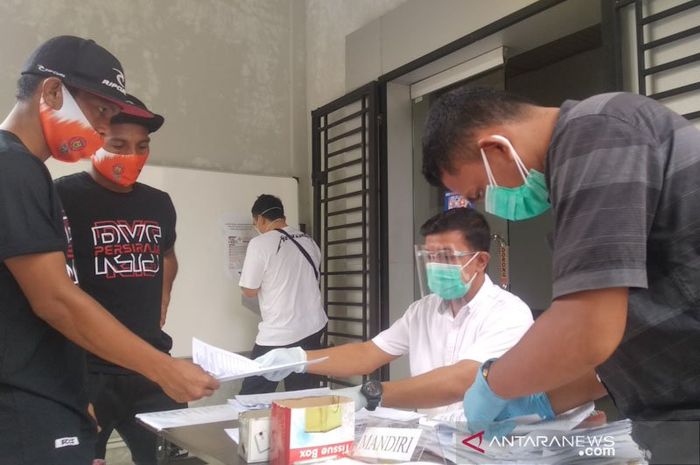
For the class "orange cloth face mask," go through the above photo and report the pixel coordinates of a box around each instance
[39,84,103,162]
[92,148,148,187]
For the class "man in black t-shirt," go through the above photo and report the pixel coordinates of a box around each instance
[0,36,218,465]
[56,97,185,465]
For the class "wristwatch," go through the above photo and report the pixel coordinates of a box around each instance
[481,358,497,385]
[360,380,383,411]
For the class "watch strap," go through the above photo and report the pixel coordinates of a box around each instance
[361,381,383,411]
[481,358,497,383]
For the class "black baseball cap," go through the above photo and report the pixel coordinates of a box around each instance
[21,35,153,118]
[111,94,164,133]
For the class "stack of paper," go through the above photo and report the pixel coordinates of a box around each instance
[428,402,593,433]
[426,404,648,464]
[321,458,441,465]
[227,388,421,415]
[321,459,440,465]
[135,404,240,431]
[356,407,426,423]
[225,427,240,443]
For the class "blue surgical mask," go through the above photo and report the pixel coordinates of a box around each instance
[481,135,550,221]
[426,253,479,300]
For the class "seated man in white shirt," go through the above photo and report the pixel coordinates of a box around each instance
[254,207,533,415]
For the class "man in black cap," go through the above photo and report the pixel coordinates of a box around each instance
[55,96,184,465]
[0,36,219,465]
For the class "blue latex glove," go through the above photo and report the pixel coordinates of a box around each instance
[495,392,555,422]
[254,347,306,381]
[463,360,514,439]
[332,385,367,411]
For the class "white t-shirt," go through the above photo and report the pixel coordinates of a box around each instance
[372,275,533,417]
[239,226,328,345]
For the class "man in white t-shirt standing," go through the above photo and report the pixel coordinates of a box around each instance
[239,194,328,394]
[253,208,535,417]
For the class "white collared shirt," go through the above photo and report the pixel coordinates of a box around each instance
[372,275,533,416]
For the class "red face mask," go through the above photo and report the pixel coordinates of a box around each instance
[92,148,148,187]
[39,84,103,162]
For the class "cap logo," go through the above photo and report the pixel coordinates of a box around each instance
[101,68,126,95]
[113,68,125,88]
[37,64,66,78]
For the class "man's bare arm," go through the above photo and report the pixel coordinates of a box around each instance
[488,288,627,399]
[382,359,479,409]
[306,341,397,378]
[6,251,219,402]
[547,371,609,414]
[240,287,259,298]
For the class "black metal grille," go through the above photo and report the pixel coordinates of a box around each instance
[627,0,700,120]
[312,82,384,386]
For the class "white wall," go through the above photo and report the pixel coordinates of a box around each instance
[304,0,408,111]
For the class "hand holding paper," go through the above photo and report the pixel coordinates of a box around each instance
[495,391,555,422]
[159,357,221,402]
[254,347,307,381]
[192,338,321,382]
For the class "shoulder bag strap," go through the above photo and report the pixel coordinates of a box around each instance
[276,228,320,281]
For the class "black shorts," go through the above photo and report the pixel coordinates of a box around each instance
[0,385,96,465]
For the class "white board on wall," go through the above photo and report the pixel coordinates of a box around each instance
[46,159,299,357]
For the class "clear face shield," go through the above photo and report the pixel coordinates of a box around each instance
[414,245,480,300]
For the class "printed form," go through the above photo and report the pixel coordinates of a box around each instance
[136,404,240,431]
[191,338,326,382]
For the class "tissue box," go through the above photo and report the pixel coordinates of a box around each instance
[270,395,354,465]
[238,409,271,463]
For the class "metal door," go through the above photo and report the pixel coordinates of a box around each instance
[311,82,387,385]
[606,0,700,122]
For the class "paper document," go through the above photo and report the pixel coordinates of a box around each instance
[136,404,240,431]
[428,402,594,434]
[322,459,438,465]
[512,401,595,434]
[225,427,240,443]
[356,406,426,423]
[232,387,332,409]
[192,338,327,382]
[429,409,541,428]
[221,214,256,278]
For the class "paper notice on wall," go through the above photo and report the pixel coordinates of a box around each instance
[221,214,256,279]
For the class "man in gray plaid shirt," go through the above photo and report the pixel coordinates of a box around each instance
[422,87,700,462]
